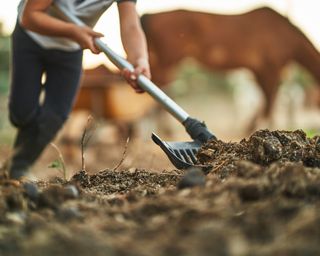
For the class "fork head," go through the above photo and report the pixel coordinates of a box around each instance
[151,133,211,171]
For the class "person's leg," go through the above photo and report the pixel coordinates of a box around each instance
[28,48,83,174]
[8,22,45,179]
[9,22,44,127]
[42,48,83,121]
[8,23,83,180]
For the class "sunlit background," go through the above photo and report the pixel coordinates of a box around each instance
[0,0,319,175]
[1,0,320,69]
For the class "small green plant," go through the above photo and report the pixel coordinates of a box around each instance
[304,129,320,138]
[49,142,68,181]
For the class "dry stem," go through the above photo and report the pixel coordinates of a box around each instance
[113,137,130,171]
[81,116,95,171]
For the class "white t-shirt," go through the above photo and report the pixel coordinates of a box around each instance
[18,0,136,51]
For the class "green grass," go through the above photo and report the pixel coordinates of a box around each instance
[305,129,320,138]
[0,94,15,146]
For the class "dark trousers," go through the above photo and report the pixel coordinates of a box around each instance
[8,22,83,178]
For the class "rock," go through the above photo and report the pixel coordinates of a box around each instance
[177,167,206,190]
[23,182,40,203]
[63,185,79,199]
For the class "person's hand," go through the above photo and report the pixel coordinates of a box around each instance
[71,25,104,54]
[121,58,151,93]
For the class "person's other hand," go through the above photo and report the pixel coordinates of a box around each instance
[71,25,103,54]
[121,58,151,93]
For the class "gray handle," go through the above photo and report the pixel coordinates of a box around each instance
[52,3,189,123]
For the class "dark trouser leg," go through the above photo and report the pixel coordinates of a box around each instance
[8,22,83,179]
[9,110,65,179]
[9,22,43,178]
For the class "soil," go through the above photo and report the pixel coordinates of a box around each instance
[0,129,320,256]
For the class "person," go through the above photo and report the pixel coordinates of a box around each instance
[8,0,151,180]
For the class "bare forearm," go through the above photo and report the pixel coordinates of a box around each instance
[21,0,77,38]
[118,2,149,65]
[21,10,76,38]
[116,1,151,90]
[21,0,103,53]
[121,25,149,64]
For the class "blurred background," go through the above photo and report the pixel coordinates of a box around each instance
[0,0,319,177]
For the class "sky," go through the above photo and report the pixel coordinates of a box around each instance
[0,0,319,69]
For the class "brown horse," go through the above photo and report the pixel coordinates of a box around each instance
[141,7,320,131]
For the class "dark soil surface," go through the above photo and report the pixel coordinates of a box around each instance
[0,129,320,256]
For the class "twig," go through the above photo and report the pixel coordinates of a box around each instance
[80,116,95,171]
[50,142,67,180]
[212,160,228,172]
[98,137,130,173]
[113,137,130,171]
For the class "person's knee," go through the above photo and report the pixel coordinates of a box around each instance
[9,106,38,128]
[37,108,66,140]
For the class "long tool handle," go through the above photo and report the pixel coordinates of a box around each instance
[53,3,189,123]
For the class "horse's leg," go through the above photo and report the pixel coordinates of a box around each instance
[248,68,281,133]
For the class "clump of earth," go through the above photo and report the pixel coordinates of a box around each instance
[0,129,320,256]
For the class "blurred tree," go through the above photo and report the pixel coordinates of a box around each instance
[168,59,234,97]
[0,21,11,134]
[288,64,314,89]
[0,21,10,94]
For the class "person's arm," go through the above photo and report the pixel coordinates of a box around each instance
[118,1,151,93]
[21,0,103,53]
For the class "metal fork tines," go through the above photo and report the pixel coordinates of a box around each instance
[165,141,200,167]
[173,148,197,164]
[152,133,204,169]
